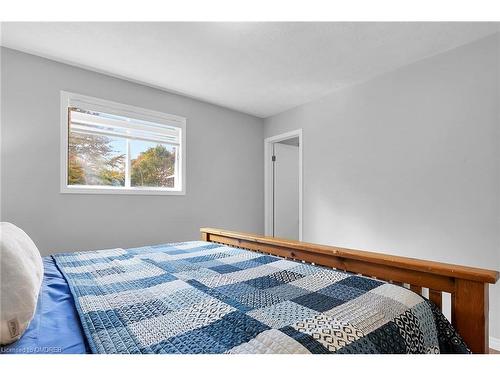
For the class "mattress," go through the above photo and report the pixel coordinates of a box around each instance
[46,241,468,354]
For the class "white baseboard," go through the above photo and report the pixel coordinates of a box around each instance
[490,336,500,351]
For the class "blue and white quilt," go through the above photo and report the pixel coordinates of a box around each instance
[53,241,469,354]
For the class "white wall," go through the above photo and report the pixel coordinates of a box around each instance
[264,34,500,339]
[0,48,265,255]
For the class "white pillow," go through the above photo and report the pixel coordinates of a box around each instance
[0,222,43,345]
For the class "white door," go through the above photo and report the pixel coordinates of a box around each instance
[273,142,299,240]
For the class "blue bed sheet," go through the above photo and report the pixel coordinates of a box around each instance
[2,256,89,354]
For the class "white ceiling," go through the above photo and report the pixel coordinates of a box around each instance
[1,22,498,118]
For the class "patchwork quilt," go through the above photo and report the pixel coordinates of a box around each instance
[53,241,469,354]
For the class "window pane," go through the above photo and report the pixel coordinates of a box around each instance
[131,140,176,188]
[68,132,126,186]
[70,108,181,144]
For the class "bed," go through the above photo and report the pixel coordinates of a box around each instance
[3,228,498,354]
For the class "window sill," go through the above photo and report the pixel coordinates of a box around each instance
[60,185,186,195]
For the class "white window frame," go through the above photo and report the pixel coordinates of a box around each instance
[60,91,186,195]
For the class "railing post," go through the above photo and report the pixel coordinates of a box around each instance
[452,279,489,353]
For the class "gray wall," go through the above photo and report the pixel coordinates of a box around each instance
[264,34,500,339]
[2,35,499,339]
[1,48,265,255]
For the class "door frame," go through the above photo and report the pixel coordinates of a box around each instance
[264,129,303,241]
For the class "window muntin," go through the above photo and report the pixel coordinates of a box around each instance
[62,92,185,195]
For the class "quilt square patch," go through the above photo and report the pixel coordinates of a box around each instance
[245,275,285,289]
[229,259,264,270]
[253,255,280,265]
[196,311,270,349]
[279,326,330,354]
[235,289,285,309]
[91,326,142,354]
[337,276,383,291]
[155,330,228,354]
[317,283,364,302]
[162,287,210,311]
[288,263,324,276]
[292,292,345,312]
[215,282,259,299]
[289,273,339,292]
[228,328,311,354]
[268,270,304,283]
[161,249,187,255]
[115,298,173,324]
[293,314,364,352]
[365,321,407,354]
[93,266,126,277]
[265,284,310,301]
[210,264,241,274]
[248,301,317,329]
[187,252,231,263]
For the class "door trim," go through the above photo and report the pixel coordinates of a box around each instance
[264,129,303,241]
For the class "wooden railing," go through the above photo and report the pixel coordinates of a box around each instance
[200,227,499,354]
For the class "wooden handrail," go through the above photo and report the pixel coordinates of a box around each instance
[200,228,499,284]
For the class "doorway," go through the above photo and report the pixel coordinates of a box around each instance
[264,129,302,241]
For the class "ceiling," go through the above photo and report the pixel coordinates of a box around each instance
[1,22,498,118]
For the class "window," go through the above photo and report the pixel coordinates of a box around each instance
[61,92,186,195]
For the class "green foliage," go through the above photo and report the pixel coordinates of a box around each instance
[99,168,126,186]
[68,134,175,188]
[68,133,125,186]
[68,155,85,185]
[131,145,175,187]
